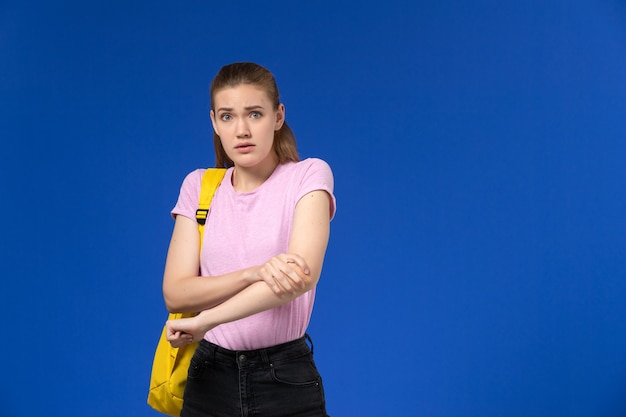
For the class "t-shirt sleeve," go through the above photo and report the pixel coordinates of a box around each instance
[171,169,204,221]
[296,158,337,220]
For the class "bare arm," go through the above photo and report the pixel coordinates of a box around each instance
[162,215,309,313]
[166,189,331,345]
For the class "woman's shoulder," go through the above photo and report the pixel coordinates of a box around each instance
[300,157,331,168]
[276,158,334,191]
[285,158,333,175]
[179,168,205,190]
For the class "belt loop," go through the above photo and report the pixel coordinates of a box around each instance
[208,341,215,365]
[305,333,314,355]
[261,347,270,364]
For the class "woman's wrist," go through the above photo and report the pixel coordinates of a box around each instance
[196,309,217,333]
[242,266,261,285]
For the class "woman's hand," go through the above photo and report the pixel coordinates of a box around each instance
[255,253,311,296]
[166,315,211,348]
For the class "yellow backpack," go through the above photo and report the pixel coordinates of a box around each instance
[147,168,227,416]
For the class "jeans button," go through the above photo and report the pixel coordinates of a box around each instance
[239,354,246,363]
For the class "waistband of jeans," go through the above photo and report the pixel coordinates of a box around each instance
[197,334,313,364]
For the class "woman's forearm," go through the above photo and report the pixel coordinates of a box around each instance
[165,263,316,345]
[197,278,316,331]
[163,267,258,313]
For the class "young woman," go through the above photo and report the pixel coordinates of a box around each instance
[162,62,335,417]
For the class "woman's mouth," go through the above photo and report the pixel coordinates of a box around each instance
[235,142,255,153]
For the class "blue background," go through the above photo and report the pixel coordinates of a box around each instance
[2,1,626,416]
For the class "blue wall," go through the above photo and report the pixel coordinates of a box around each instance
[2,1,626,416]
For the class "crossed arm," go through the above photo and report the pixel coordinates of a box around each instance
[162,189,331,347]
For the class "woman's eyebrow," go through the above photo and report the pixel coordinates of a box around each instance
[216,105,264,112]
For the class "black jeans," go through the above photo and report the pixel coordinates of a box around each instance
[181,335,329,417]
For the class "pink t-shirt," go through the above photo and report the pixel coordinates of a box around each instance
[171,158,336,350]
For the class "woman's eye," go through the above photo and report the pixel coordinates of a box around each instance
[250,111,261,119]
[220,114,232,121]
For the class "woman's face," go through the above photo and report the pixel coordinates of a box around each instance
[210,84,284,170]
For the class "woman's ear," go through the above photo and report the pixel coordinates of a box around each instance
[210,109,219,135]
[275,103,285,130]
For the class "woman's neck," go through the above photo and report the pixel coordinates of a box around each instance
[231,159,279,193]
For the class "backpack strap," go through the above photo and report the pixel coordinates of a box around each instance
[196,168,227,249]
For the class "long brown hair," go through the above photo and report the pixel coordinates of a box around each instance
[210,62,299,168]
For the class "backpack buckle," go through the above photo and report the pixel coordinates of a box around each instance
[196,208,208,225]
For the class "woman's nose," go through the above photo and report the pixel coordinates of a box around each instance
[236,119,251,138]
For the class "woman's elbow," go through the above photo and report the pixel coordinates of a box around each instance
[301,269,322,292]
[162,283,184,313]
[163,293,178,313]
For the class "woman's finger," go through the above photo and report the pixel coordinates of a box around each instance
[283,253,310,275]
[261,263,285,294]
